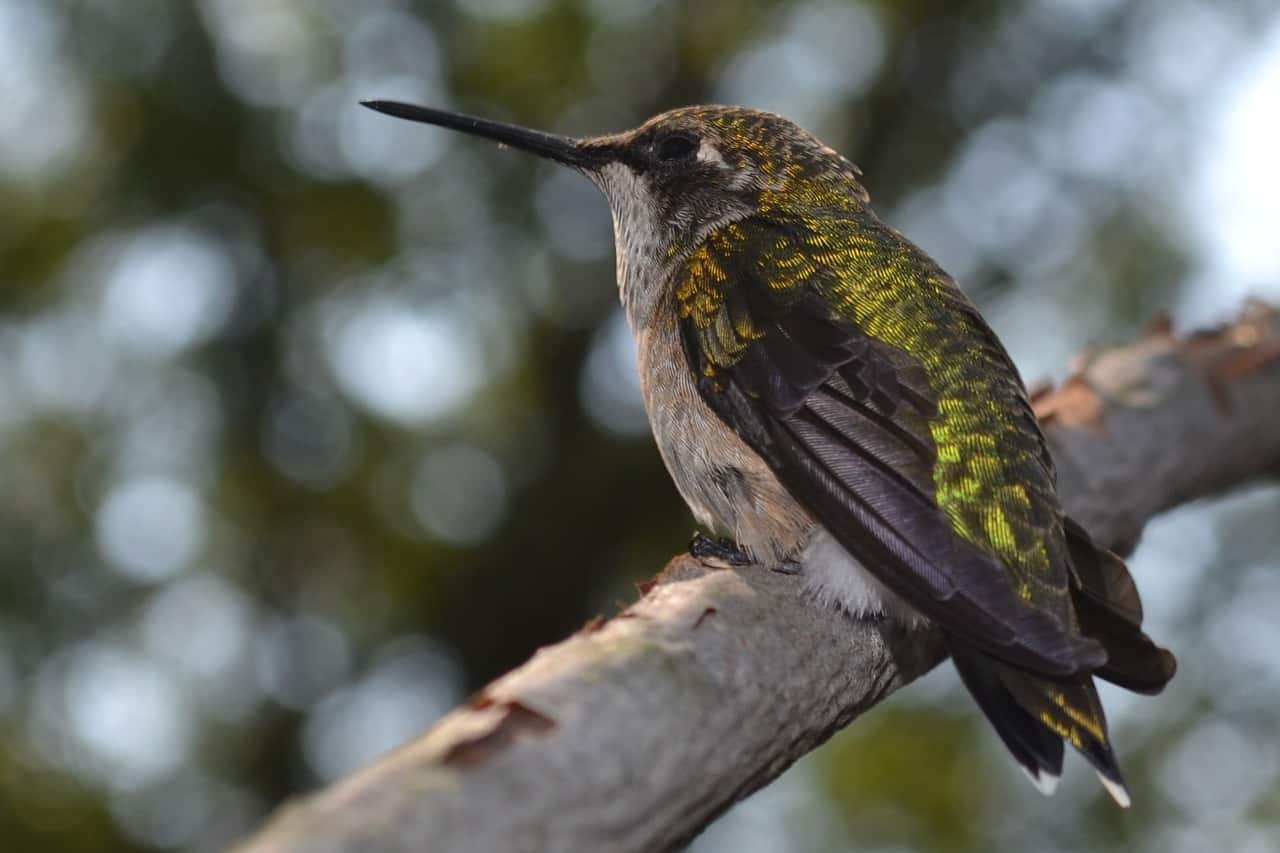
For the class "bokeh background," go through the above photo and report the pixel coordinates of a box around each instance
[2,0,1279,850]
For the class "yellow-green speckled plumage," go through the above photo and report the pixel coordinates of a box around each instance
[675,113,1069,616]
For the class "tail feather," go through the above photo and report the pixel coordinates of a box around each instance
[950,639,1130,807]
[996,665,1128,801]
[1075,602,1178,694]
[948,640,1064,790]
[950,517,1174,806]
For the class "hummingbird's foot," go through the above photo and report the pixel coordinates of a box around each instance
[689,531,753,568]
[771,559,802,576]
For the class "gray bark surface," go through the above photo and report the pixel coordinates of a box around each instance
[235,302,1280,853]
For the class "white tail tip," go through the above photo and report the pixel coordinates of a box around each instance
[1020,766,1060,797]
[1097,772,1132,808]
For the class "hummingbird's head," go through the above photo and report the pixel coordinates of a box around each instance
[360,102,867,325]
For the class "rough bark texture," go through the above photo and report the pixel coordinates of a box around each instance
[235,302,1280,853]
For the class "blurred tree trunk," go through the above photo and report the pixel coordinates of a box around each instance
[234,302,1280,853]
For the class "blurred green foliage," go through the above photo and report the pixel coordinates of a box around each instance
[1,1,1278,851]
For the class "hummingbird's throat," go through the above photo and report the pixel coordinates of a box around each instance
[596,162,668,330]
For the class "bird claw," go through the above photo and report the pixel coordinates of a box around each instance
[689,532,754,568]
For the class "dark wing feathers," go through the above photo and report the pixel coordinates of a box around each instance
[769,402,1101,672]
[804,382,933,497]
[685,278,1105,676]
[1064,518,1177,694]
[1064,517,1142,624]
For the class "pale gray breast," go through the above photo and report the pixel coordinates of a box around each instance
[594,160,811,561]
[632,312,814,563]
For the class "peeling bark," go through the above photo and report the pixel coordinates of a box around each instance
[234,303,1280,853]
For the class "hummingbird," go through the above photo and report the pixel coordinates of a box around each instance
[361,100,1176,804]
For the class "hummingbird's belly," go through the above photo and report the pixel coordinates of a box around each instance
[635,322,813,562]
[634,319,926,626]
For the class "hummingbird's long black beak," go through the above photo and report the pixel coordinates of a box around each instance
[361,101,608,170]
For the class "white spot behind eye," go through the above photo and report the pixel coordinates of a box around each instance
[696,139,725,165]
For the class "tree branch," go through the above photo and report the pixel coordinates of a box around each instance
[234,302,1280,853]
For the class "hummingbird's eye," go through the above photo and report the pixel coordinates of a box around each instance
[654,132,698,163]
